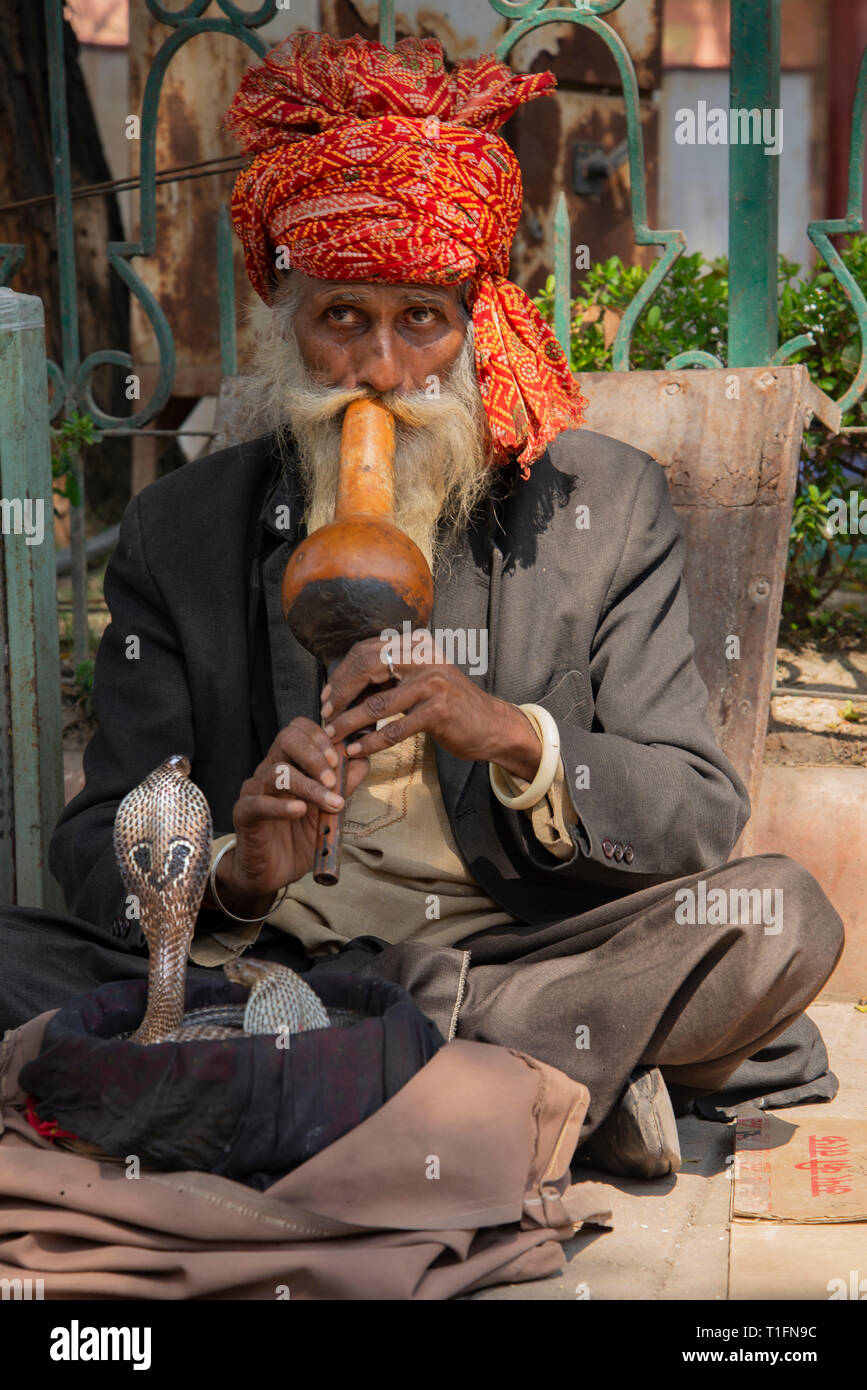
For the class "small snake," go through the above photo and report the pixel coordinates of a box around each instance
[113,756,336,1044]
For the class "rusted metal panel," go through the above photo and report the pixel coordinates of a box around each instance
[579,364,812,847]
[510,1,661,93]
[585,366,804,507]
[127,11,257,396]
[508,89,659,298]
[324,0,509,61]
[326,0,660,89]
[324,2,661,295]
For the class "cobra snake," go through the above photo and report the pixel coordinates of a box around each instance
[113,756,353,1045]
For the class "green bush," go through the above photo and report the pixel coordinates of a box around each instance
[535,240,867,644]
[50,410,100,515]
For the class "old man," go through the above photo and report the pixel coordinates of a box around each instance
[1,33,843,1177]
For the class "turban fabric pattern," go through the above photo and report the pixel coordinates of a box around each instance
[224,32,586,473]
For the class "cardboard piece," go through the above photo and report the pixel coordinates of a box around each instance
[732,1113,867,1223]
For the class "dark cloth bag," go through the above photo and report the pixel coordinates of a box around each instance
[19,972,444,1190]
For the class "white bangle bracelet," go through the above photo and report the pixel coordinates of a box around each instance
[489,704,561,811]
[208,836,289,924]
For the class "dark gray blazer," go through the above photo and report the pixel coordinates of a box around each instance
[49,427,750,934]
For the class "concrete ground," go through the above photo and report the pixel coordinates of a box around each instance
[474,1001,866,1301]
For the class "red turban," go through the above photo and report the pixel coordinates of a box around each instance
[224,31,586,474]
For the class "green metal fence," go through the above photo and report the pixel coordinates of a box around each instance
[0,0,866,904]
[0,289,64,910]
[2,1,865,419]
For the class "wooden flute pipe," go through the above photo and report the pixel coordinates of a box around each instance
[281,398,433,885]
[313,657,348,887]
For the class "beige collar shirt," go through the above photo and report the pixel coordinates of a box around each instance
[193,727,577,968]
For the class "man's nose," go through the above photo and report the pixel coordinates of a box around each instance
[353,329,407,395]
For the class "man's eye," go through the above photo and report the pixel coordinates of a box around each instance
[326,306,359,323]
[407,307,435,324]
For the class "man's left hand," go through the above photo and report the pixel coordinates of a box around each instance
[320,634,542,780]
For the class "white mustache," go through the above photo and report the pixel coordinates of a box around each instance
[282,379,465,431]
[231,286,494,572]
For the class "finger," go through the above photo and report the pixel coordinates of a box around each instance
[343,756,370,797]
[234,795,310,829]
[266,718,338,771]
[325,677,422,745]
[342,703,433,759]
[322,628,448,710]
[249,764,346,815]
[268,719,341,788]
[321,637,402,719]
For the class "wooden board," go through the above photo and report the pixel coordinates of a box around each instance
[580,364,813,846]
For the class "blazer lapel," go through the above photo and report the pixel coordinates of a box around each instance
[261,542,321,729]
[249,453,320,753]
[430,527,495,821]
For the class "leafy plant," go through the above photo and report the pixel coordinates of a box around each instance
[535,239,867,644]
[50,410,100,517]
[777,240,867,638]
[535,251,729,374]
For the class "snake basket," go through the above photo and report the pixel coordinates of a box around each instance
[20,972,444,1189]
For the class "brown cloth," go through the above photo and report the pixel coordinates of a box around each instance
[0,1010,611,1301]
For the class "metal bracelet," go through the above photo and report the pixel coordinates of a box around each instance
[208,836,289,924]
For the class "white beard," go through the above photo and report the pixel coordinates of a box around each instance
[233,288,496,573]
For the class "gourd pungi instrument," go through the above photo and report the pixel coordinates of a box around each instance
[281,399,434,884]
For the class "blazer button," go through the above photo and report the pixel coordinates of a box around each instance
[624,844,634,864]
[613,842,624,861]
[602,839,615,858]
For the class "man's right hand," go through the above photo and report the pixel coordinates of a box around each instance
[214,717,370,916]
